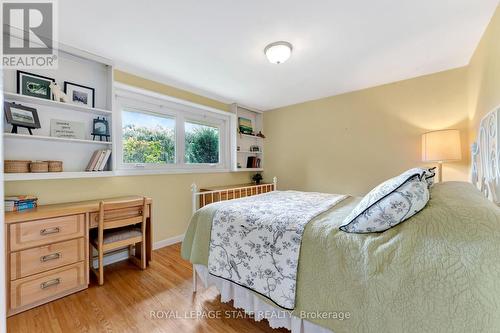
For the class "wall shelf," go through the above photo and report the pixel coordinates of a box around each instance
[4,133,112,145]
[4,92,113,116]
[235,168,264,172]
[4,171,115,181]
[238,133,264,140]
[3,40,115,179]
[237,150,263,154]
[232,104,264,171]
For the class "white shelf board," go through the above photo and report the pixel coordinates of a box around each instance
[4,92,113,116]
[234,168,264,172]
[237,150,263,154]
[4,133,112,145]
[4,171,114,181]
[238,133,264,140]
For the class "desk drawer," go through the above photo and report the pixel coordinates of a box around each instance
[10,261,86,311]
[10,238,85,280]
[10,215,85,251]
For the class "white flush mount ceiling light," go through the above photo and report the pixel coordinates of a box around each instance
[264,41,293,64]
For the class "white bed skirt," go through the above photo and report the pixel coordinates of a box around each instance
[194,264,333,333]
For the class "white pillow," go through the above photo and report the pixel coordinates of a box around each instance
[339,168,430,233]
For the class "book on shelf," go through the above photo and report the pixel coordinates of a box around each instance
[93,150,107,171]
[85,151,100,171]
[86,149,111,172]
[246,156,262,169]
[98,149,112,171]
[5,195,38,212]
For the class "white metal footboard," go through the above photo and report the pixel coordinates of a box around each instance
[190,177,277,292]
[191,177,277,214]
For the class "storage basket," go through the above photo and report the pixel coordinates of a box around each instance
[4,160,30,173]
[30,161,49,173]
[47,160,63,172]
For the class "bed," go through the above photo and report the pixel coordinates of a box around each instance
[181,108,500,333]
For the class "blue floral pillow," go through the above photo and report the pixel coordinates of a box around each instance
[339,168,430,233]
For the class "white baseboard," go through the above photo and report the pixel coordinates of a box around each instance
[91,234,185,268]
[153,234,184,250]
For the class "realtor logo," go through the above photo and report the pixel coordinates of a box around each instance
[2,0,58,68]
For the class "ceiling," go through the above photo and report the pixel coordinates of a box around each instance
[59,0,499,110]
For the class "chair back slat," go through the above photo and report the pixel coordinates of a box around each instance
[103,198,144,211]
[103,216,143,230]
[98,197,147,231]
[103,206,143,223]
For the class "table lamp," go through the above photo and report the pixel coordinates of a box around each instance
[421,129,462,182]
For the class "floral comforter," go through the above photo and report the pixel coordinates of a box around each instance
[207,190,347,309]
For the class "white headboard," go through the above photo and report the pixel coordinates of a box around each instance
[471,107,500,204]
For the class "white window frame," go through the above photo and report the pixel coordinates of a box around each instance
[114,83,234,175]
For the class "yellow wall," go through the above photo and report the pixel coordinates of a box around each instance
[264,67,470,196]
[468,5,500,144]
[5,72,251,243]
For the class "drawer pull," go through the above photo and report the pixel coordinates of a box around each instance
[40,227,60,235]
[40,253,61,262]
[40,278,61,289]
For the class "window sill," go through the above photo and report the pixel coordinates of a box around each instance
[114,168,238,177]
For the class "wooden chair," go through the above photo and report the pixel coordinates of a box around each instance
[90,197,147,285]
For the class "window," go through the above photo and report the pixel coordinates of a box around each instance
[116,86,233,174]
[122,109,175,164]
[184,121,219,164]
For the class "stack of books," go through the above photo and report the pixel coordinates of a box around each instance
[86,149,112,172]
[5,195,38,212]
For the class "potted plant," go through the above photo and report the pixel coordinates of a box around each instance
[252,173,263,185]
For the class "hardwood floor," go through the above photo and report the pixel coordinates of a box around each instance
[7,243,288,333]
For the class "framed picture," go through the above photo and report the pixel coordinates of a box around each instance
[91,117,110,141]
[238,117,253,135]
[17,71,55,100]
[64,81,95,108]
[4,102,41,135]
[250,145,261,152]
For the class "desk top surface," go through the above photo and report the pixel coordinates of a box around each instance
[5,196,152,224]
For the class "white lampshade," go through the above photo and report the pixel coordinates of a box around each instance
[421,129,462,162]
[264,41,293,64]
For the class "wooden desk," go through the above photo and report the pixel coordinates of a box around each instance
[5,196,153,316]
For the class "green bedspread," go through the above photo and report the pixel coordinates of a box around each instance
[181,182,500,333]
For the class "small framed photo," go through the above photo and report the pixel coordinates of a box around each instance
[4,102,41,134]
[250,145,261,152]
[17,71,55,100]
[91,117,110,141]
[64,81,95,108]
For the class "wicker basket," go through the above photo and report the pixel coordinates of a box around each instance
[30,161,49,173]
[47,160,63,172]
[4,160,30,173]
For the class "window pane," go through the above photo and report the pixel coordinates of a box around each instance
[185,121,219,164]
[122,110,175,164]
